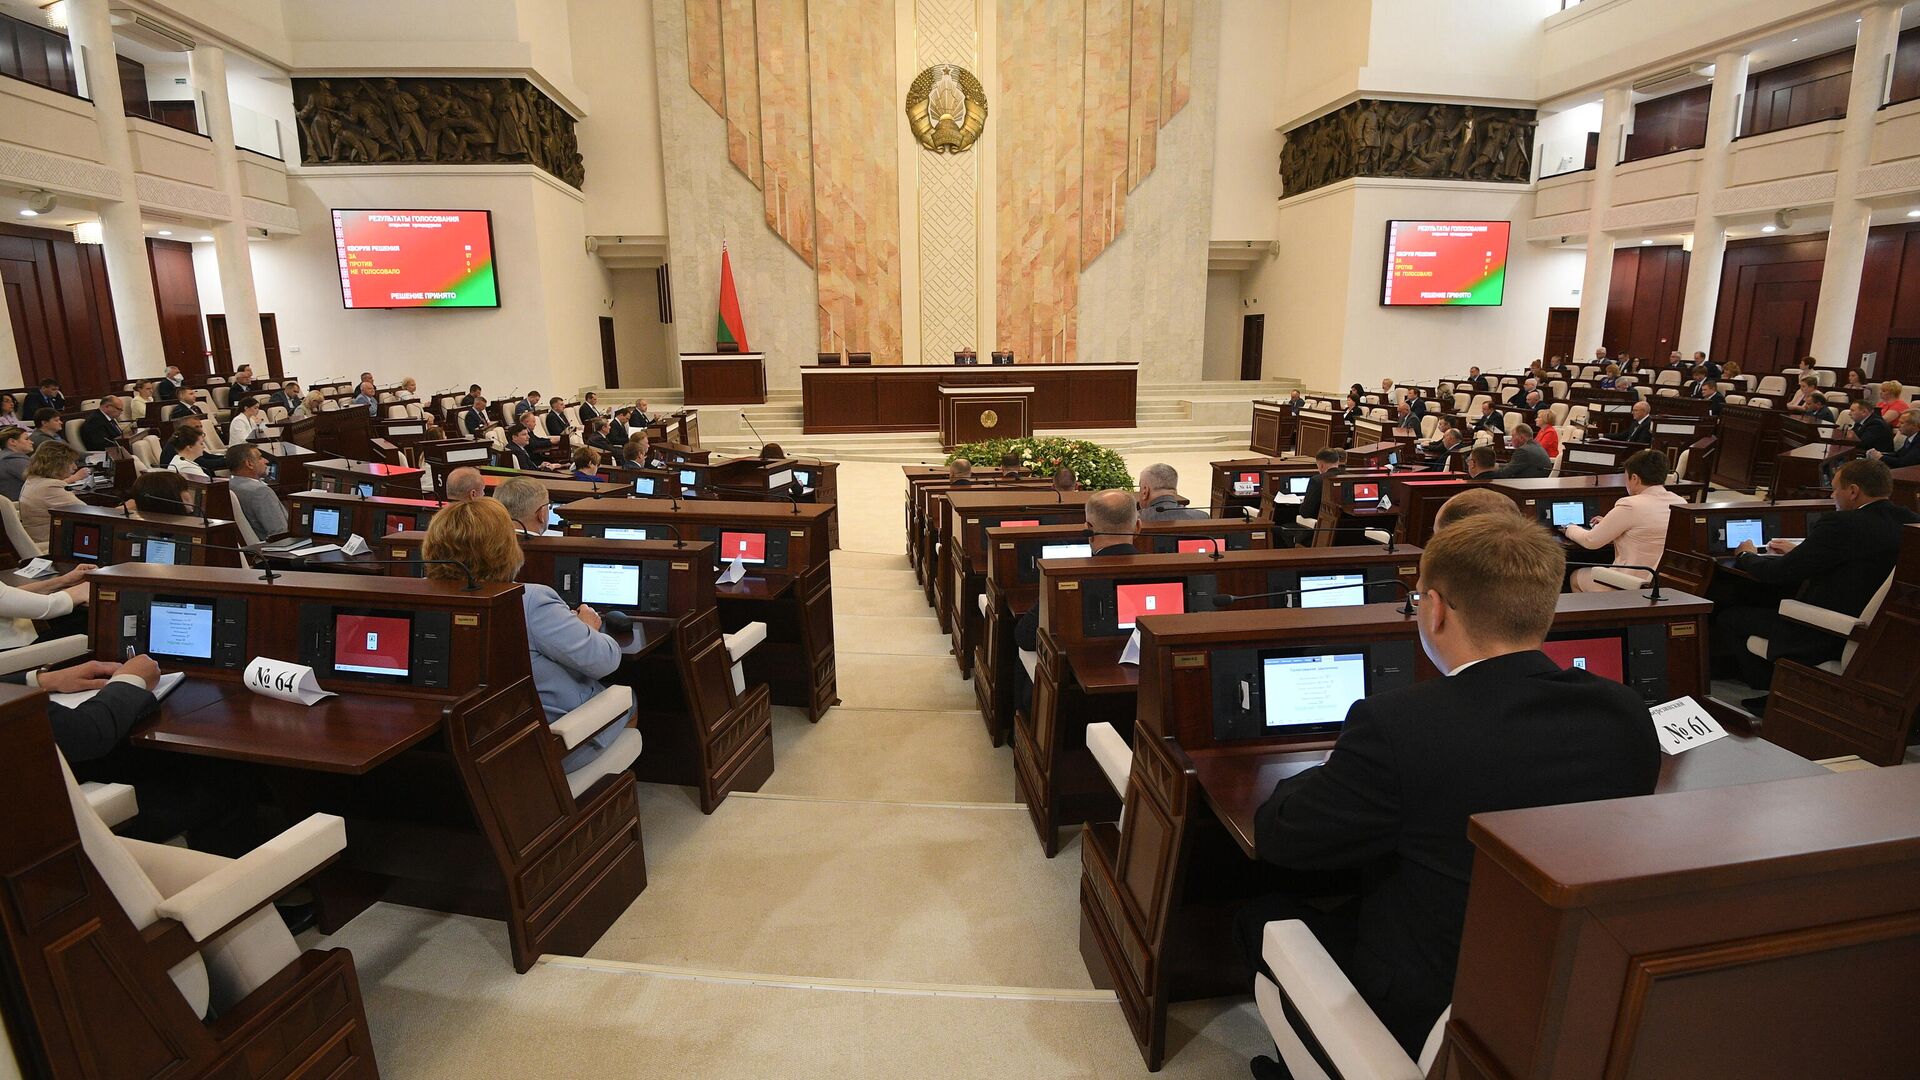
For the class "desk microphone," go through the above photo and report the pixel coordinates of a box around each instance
[1210,577,1417,615]
[740,411,769,448]
[707,482,801,515]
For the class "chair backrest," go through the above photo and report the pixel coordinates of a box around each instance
[0,497,42,559]
[1419,414,1441,439]
[1549,402,1569,426]
[848,352,873,366]
[230,502,261,546]
[1656,369,1681,385]
[130,433,160,469]
[1469,393,1491,414]
[209,386,231,411]
[816,351,841,366]
[1756,375,1787,396]
[1451,391,1469,411]
[266,405,289,422]
[1657,387,1679,397]
[61,418,85,453]
[1725,394,1748,407]
[1842,570,1899,670]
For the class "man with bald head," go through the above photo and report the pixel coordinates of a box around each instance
[444,466,486,502]
[1012,491,1140,707]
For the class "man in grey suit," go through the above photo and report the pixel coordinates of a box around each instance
[227,445,288,540]
[1137,463,1209,521]
[1475,423,1553,479]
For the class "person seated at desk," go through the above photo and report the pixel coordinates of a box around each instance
[1868,410,1920,469]
[1693,378,1726,416]
[1236,516,1660,1071]
[1621,400,1653,444]
[579,392,603,424]
[168,388,210,421]
[1505,378,1538,410]
[21,378,64,418]
[1284,390,1306,415]
[1563,449,1685,591]
[514,411,555,458]
[231,363,256,393]
[0,392,20,430]
[1476,423,1551,479]
[998,450,1027,478]
[515,390,543,420]
[1283,448,1345,545]
[625,434,664,471]
[1849,399,1894,455]
[27,409,63,450]
[1713,458,1920,695]
[126,381,158,422]
[1391,399,1420,434]
[1597,362,1621,389]
[423,499,635,776]
[1414,424,1463,468]
[131,471,194,516]
[444,466,486,502]
[1465,366,1491,393]
[503,426,565,472]
[0,562,92,645]
[632,398,653,428]
[1012,490,1141,705]
[1341,394,1365,429]
[18,442,87,551]
[227,396,266,446]
[1786,375,1821,414]
[1469,400,1505,443]
[265,380,301,412]
[584,418,617,460]
[947,457,976,486]
[1137,463,1208,521]
[166,428,213,479]
[290,390,324,422]
[496,475,562,537]
[460,383,483,409]
[1878,381,1909,422]
[607,407,633,448]
[351,379,381,415]
[0,426,32,501]
[155,366,183,403]
[571,446,606,483]
[1054,466,1080,494]
[228,445,287,540]
[460,395,493,437]
[544,398,576,439]
[1843,368,1873,403]
[1433,487,1521,532]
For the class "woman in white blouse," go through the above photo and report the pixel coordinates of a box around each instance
[227,396,265,445]
[167,428,211,479]
[1562,449,1686,591]
[0,566,92,649]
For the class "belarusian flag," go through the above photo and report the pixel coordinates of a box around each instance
[716,244,749,352]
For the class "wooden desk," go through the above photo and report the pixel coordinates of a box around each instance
[938,383,1033,449]
[1712,403,1783,492]
[1294,410,1346,457]
[49,504,243,568]
[304,457,426,500]
[1771,438,1855,502]
[1250,401,1297,456]
[679,352,768,405]
[137,679,443,774]
[801,363,1136,434]
[1654,499,1830,598]
[1894,463,1920,510]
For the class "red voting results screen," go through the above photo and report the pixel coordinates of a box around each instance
[1542,636,1625,683]
[335,614,412,676]
[333,210,499,309]
[71,525,101,560]
[1177,538,1222,554]
[1352,482,1381,502]
[1381,220,1509,307]
[1116,583,1185,629]
[720,531,768,563]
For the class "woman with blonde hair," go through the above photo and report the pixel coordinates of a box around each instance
[17,442,86,551]
[421,500,635,776]
[1879,381,1909,422]
[291,390,325,421]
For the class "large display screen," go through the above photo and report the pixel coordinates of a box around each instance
[332,210,499,309]
[1381,220,1509,307]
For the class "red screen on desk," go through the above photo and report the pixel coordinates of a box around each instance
[70,524,101,561]
[720,530,767,564]
[1235,471,1261,495]
[334,614,412,676]
[1000,519,1040,528]
[382,512,414,535]
[1116,582,1185,629]
[1177,538,1223,555]
[1542,636,1624,684]
[1351,483,1380,503]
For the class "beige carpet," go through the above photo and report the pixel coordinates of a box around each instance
[302,446,1267,1076]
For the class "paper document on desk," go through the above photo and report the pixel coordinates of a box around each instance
[286,542,341,558]
[1650,696,1728,755]
[718,555,747,585]
[52,671,184,709]
[1273,494,1303,506]
[16,558,54,579]
[243,657,335,706]
[342,533,371,556]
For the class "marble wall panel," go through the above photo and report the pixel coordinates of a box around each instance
[720,0,763,186]
[1128,0,1164,190]
[755,0,815,264]
[808,0,902,357]
[686,0,725,114]
[1161,0,1193,119]
[1082,0,1131,269]
[916,0,981,362]
[997,0,1084,364]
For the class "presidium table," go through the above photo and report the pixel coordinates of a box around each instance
[801,362,1137,435]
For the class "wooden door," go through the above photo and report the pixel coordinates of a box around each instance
[146,238,205,377]
[1883,337,1920,384]
[0,222,124,395]
[1543,307,1579,361]
[600,315,619,389]
[259,313,282,379]
[1746,283,1817,372]
[205,314,232,374]
[1239,314,1264,381]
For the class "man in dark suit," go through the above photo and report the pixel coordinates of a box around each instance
[607,407,632,448]
[1848,400,1894,454]
[1415,425,1463,469]
[1465,366,1491,393]
[1714,458,1920,694]
[1694,378,1725,416]
[1284,448,1345,545]
[543,397,574,438]
[155,367,183,403]
[1478,424,1552,479]
[22,379,65,418]
[1470,401,1505,441]
[1284,390,1305,415]
[578,392,603,424]
[1621,400,1654,444]
[1012,491,1140,711]
[1869,410,1920,469]
[78,395,126,452]
[1238,517,1660,1069]
[1505,378,1536,410]
[1402,390,1427,424]
[169,388,209,421]
[460,396,493,438]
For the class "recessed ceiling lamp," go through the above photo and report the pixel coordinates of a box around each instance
[1641,239,1653,245]
[1762,225,1778,233]
[71,221,103,244]
[157,229,171,236]
[1907,210,1920,218]
[41,2,68,30]
[198,235,213,242]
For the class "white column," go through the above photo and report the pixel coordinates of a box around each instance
[1676,49,1750,359]
[1810,3,1902,367]
[189,44,267,374]
[66,0,166,377]
[1572,87,1632,362]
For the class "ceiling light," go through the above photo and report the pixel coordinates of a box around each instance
[157,229,171,236]
[71,221,103,245]
[1641,239,1653,245]
[17,209,37,217]
[43,1,67,29]
[1791,37,1799,42]
[1907,210,1920,218]
[198,235,213,242]
[1762,224,1778,233]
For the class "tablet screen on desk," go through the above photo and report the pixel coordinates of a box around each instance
[1299,572,1367,608]
[1234,472,1261,496]
[334,612,412,677]
[633,477,656,495]
[1350,482,1380,504]
[1263,652,1368,731]
[149,598,214,661]
[1177,538,1223,555]
[794,470,812,489]
[1542,634,1625,683]
[580,561,641,607]
[720,530,767,564]
[143,537,179,565]
[311,507,343,538]
[382,511,416,536]
[999,519,1040,529]
[606,526,651,541]
[1725,518,1765,549]
[356,482,376,498]
[1039,542,1092,561]
[1116,581,1184,628]
[679,469,698,487]
[1286,476,1311,496]
[1548,500,1586,528]
[69,524,102,562]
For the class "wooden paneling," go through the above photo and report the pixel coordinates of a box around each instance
[1710,234,1825,373]
[146,237,206,377]
[1624,86,1710,161]
[1848,221,1920,370]
[1604,246,1688,360]
[1742,48,1852,137]
[800,364,1137,434]
[1886,26,1920,105]
[0,11,78,95]
[0,221,123,395]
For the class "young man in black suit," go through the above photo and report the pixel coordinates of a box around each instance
[1693,378,1725,416]
[1238,516,1660,1070]
[578,392,602,423]
[1714,458,1920,695]
[1286,448,1345,546]
[1869,410,1920,469]
[22,378,64,418]
[1847,400,1894,454]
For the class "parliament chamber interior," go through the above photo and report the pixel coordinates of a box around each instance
[1,0,1918,1077]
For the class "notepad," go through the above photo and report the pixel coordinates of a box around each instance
[52,671,185,710]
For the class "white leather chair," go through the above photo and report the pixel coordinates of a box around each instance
[1724,394,1747,407]
[1656,386,1680,397]
[266,405,289,423]
[1746,396,1772,409]
[1254,920,1449,1080]
[1746,570,1895,675]
[1418,414,1440,439]
[1086,721,1131,797]
[1756,375,1788,397]
[60,752,345,1017]
[1467,394,1491,414]
[130,433,161,469]
[1813,370,1836,387]
[0,496,44,558]
[1656,369,1682,386]
[61,417,86,453]
[724,621,768,696]
[1450,392,1469,412]
[0,634,89,679]
[549,684,643,798]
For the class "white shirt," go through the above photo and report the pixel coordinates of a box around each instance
[168,455,208,479]
[1564,486,1688,580]
[228,412,260,445]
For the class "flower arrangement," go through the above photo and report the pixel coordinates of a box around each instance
[945,436,1133,491]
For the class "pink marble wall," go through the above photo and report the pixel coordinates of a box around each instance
[1161,0,1194,120]
[1128,0,1164,191]
[997,0,1084,365]
[808,0,901,358]
[720,0,763,186]
[1082,0,1131,270]
[754,0,815,266]
[685,0,725,114]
